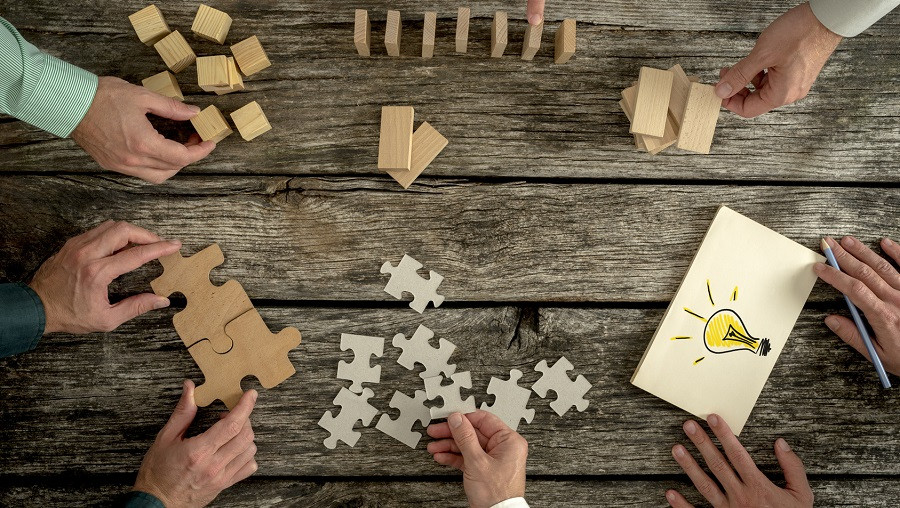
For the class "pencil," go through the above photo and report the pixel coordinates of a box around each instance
[821,238,892,388]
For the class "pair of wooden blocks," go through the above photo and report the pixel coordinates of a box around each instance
[130,3,231,45]
[621,65,722,155]
[190,101,272,143]
[378,107,449,189]
[354,9,576,63]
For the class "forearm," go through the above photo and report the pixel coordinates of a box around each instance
[0,16,98,137]
[0,283,45,358]
[809,0,900,37]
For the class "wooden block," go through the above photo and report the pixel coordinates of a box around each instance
[387,122,449,189]
[618,98,647,151]
[230,101,272,141]
[667,64,693,129]
[554,19,576,64]
[491,11,508,58]
[142,70,183,101]
[423,12,436,58]
[354,9,371,57]
[231,36,271,76]
[521,22,543,60]
[688,75,701,82]
[378,106,414,171]
[191,4,232,44]
[154,31,196,73]
[622,86,676,155]
[129,4,171,46]
[677,82,721,154]
[385,10,401,57]
[197,55,229,92]
[190,105,233,143]
[207,57,245,96]
[456,7,470,53]
[631,67,673,138]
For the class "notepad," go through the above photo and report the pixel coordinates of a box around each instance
[631,206,824,434]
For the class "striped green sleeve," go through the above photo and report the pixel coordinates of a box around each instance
[0,16,98,138]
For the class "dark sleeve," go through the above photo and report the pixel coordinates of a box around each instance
[123,491,165,508]
[0,282,45,359]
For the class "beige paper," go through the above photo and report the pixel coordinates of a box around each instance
[631,206,824,434]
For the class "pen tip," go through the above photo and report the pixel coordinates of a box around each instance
[820,238,830,251]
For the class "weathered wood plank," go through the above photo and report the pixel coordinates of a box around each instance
[1,176,898,303]
[1,307,897,476]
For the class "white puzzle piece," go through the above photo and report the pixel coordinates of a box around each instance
[317,387,379,449]
[380,254,445,313]
[481,369,535,430]
[393,324,457,379]
[336,333,385,393]
[532,357,592,416]
[375,389,432,448]
[424,371,476,419]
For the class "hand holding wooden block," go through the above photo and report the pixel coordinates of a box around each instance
[385,10,402,57]
[456,7,471,53]
[677,83,721,154]
[231,101,272,141]
[231,36,271,76]
[154,31,196,73]
[142,70,183,100]
[191,105,233,143]
[522,21,543,60]
[631,67,673,138]
[355,9,371,57]
[378,106,415,171]
[491,11,508,58]
[129,5,171,46]
[192,4,232,44]
[554,19,576,64]
[423,12,436,58]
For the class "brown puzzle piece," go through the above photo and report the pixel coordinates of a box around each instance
[191,308,302,408]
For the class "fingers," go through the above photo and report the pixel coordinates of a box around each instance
[87,221,164,258]
[665,489,695,508]
[224,453,258,489]
[216,419,255,464]
[428,438,462,455]
[427,421,489,449]
[715,53,766,100]
[526,0,545,25]
[447,412,487,460]
[102,240,182,281]
[881,238,900,267]
[814,262,886,317]
[723,86,778,118]
[104,293,170,330]
[839,236,900,292]
[160,380,197,441]
[681,420,741,491]
[462,409,514,441]
[824,314,884,362]
[705,414,761,483]
[671,444,727,507]
[205,389,258,449]
[432,451,465,470]
[144,92,202,121]
[774,438,813,500]
[145,134,216,170]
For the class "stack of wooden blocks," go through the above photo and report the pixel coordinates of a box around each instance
[128,4,273,143]
[620,65,722,155]
[378,107,449,190]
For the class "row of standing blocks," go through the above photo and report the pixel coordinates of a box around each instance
[355,9,576,63]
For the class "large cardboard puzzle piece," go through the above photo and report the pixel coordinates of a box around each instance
[375,389,432,448]
[381,254,445,313]
[318,387,379,449]
[151,244,252,353]
[424,371,476,419]
[337,333,385,393]
[393,324,456,379]
[190,307,302,409]
[480,369,535,430]
[532,357,592,416]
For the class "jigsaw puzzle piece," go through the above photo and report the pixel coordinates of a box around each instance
[375,389,431,448]
[532,357,592,416]
[318,387,378,449]
[380,254,445,313]
[393,325,456,379]
[336,333,384,393]
[480,369,535,430]
[151,244,225,298]
[424,371,476,420]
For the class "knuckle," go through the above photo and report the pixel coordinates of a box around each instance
[248,442,258,456]
[120,154,142,168]
[226,419,243,437]
[81,261,103,281]
[875,258,894,275]
[857,265,875,282]
[187,449,206,467]
[697,480,718,499]
[849,280,869,298]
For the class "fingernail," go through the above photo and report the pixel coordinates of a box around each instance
[715,82,733,99]
[666,490,676,501]
[448,413,463,429]
[708,414,719,426]
[188,104,201,114]
[153,298,170,310]
[842,236,856,247]
[777,438,791,452]
[528,14,543,25]
[814,263,826,273]
[884,238,894,247]
[683,420,698,435]
[167,240,182,247]
[252,390,259,401]
[673,445,686,458]
[825,316,840,331]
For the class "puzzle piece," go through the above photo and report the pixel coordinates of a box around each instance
[393,325,456,379]
[424,371,476,420]
[381,254,445,313]
[375,389,431,448]
[190,307,301,409]
[337,333,385,393]
[480,369,535,430]
[318,387,378,449]
[151,244,251,353]
[532,357,592,416]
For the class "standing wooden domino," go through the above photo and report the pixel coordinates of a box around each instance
[336,333,385,394]
[190,105,233,142]
[424,371,476,419]
[230,101,271,141]
[532,356,592,416]
[422,11,437,58]
[667,64,693,129]
[154,31,196,73]
[491,11,508,58]
[197,55,229,92]
[231,36,271,76]
[386,121,449,189]
[142,70,183,100]
[392,325,456,379]
[521,21,543,60]
[318,387,378,449]
[456,7,470,53]
[375,390,432,448]
[554,19,576,64]
[378,106,415,171]
[354,9,371,57]
[385,10,401,57]
[631,66,674,138]
[481,369,535,430]
[676,82,721,154]
[621,85,677,155]
[191,4,232,44]
[129,4,171,46]
[381,254,445,313]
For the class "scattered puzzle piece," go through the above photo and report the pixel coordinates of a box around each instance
[424,371,476,419]
[380,254,445,313]
[337,333,385,393]
[532,357,592,416]
[318,387,379,449]
[393,324,456,379]
[375,389,431,448]
[481,369,535,430]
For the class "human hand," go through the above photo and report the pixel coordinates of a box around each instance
[714,2,842,118]
[133,380,259,508]
[667,414,813,508]
[28,220,180,334]
[526,0,545,25]
[427,411,528,508]
[71,76,215,184]
[815,236,900,376]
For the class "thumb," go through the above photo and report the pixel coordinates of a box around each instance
[715,54,766,99]
[107,293,170,330]
[775,438,811,492]
[161,380,198,440]
[145,93,202,121]
[448,412,486,460]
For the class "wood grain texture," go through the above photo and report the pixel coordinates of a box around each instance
[377,106,414,171]
[677,82,722,154]
[422,11,436,58]
[384,10,401,57]
[521,21,542,60]
[386,121,449,189]
[621,85,677,154]
[632,67,674,137]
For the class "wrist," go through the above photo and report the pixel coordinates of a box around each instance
[27,280,60,334]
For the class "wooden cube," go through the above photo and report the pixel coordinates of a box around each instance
[129,5,171,46]
[197,55,229,92]
[456,7,470,53]
[213,57,245,95]
[142,70,183,100]
[154,31,196,73]
[191,4,232,44]
[491,11,508,58]
[190,105,233,143]
[385,10,401,57]
[554,19,576,64]
[231,36,271,76]
[522,22,543,60]
[354,9,371,57]
[378,106,414,171]
[230,101,272,141]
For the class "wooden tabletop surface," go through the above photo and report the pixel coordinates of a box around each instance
[1,1,899,506]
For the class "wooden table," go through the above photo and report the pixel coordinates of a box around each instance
[2,1,899,505]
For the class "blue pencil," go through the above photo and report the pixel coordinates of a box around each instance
[821,239,892,388]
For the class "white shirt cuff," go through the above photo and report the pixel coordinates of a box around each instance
[490,498,530,508]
